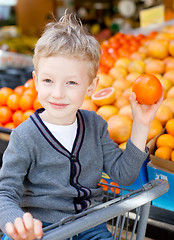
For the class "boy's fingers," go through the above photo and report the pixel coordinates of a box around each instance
[33,219,43,239]
[5,222,19,239]
[14,217,27,239]
[23,212,34,232]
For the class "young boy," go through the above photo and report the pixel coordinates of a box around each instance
[0,12,163,240]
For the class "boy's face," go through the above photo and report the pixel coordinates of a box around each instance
[33,56,98,125]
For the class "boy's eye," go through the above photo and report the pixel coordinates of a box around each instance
[67,81,77,85]
[44,79,52,83]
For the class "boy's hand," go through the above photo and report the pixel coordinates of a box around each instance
[130,90,164,126]
[129,90,164,152]
[5,213,43,240]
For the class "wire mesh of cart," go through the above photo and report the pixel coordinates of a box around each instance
[42,179,169,240]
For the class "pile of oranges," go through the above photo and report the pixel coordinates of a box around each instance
[0,79,42,129]
[99,31,158,74]
[80,24,174,162]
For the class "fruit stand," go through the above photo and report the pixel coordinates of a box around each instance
[0,16,174,234]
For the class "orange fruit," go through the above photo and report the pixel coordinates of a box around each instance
[159,77,173,92]
[118,105,132,120]
[132,73,162,105]
[0,106,13,124]
[0,87,13,106]
[155,146,172,160]
[114,57,131,69]
[166,86,174,98]
[12,110,23,126]
[14,85,26,96]
[96,105,118,121]
[4,122,16,129]
[145,59,165,74]
[164,57,174,71]
[109,66,127,80]
[112,78,131,91]
[80,99,98,112]
[107,114,132,144]
[23,88,37,99]
[7,93,20,111]
[109,182,120,194]
[155,105,173,126]
[24,78,36,89]
[97,73,113,88]
[168,39,174,57]
[113,97,129,109]
[98,179,109,191]
[114,88,122,98]
[163,70,174,84]
[147,119,163,142]
[166,118,174,136]
[19,94,34,111]
[171,150,174,162]
[125,72,141,83]
[33,97,43,110]
[130,51,146,60]
[122,87,132,100]
[91,87,115,106]
[147,39,169,59]
[127,60,145,74]
[162,98,174,114]
[156,134,174,149]
[22,110,35,122]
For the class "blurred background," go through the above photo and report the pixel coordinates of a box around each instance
[0,0,173,55]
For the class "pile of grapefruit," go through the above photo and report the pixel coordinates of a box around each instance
[80,24,174,160]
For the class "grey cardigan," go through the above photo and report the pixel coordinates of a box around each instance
[0,109,148,234]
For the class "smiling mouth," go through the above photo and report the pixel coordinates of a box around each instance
[50,102,68,109]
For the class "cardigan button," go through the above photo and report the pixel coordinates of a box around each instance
[72,155,77,162]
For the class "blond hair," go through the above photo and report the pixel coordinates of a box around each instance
[33,12,101,80]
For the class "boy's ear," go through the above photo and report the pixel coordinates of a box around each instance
[86,76,99,96]
[32,71,38,91]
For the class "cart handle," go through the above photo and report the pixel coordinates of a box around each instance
[42,179,169,240]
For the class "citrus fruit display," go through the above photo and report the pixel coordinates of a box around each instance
[132,73,163,105]
[0,79,43,129]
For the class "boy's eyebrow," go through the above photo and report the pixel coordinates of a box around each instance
[39,72,81,79]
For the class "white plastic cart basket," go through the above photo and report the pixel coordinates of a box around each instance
[42,179,169,240]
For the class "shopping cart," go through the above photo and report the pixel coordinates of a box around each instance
[42,179,169,240]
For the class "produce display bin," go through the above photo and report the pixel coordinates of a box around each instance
[147,159,174,212]
[0,67,33,89]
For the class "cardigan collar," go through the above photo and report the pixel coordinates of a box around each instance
[30,108,85,159]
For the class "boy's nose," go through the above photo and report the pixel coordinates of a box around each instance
[52,85,65,99]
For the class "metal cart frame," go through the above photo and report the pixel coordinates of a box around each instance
[42,179,169,240]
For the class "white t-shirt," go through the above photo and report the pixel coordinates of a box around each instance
[44,119,77,152]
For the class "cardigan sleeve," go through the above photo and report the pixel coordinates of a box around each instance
[0,130,32,235]
[101,120,149,186]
